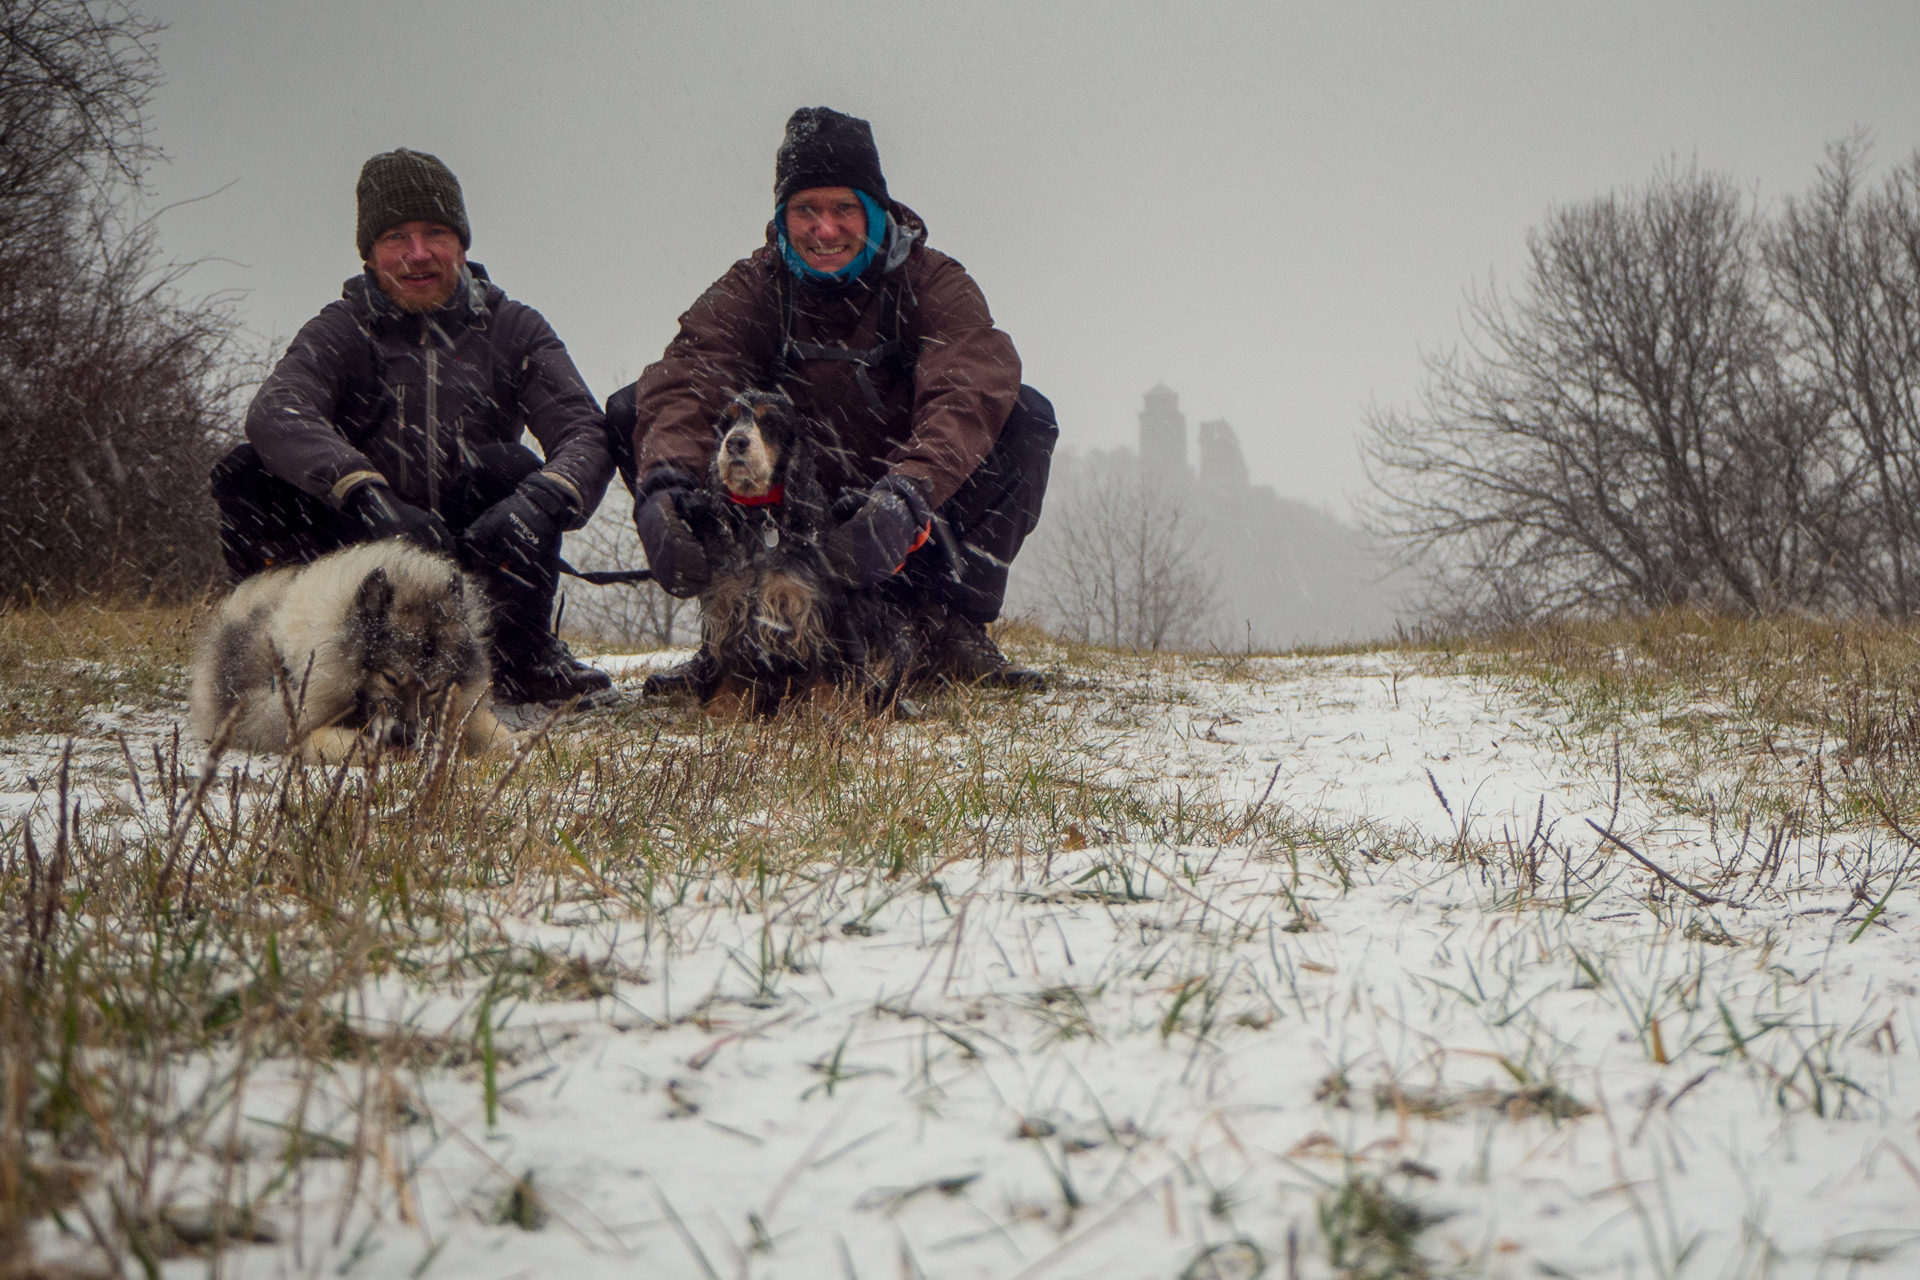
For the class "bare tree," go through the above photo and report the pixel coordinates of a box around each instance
[559,506,694,648]
[0,0,160,252]
[0,0,246,602]
[1364,163,1846,624]
[1031,469,1218,650]
[1765,136,1920,616]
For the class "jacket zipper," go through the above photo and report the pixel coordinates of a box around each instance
[424,337,441,514]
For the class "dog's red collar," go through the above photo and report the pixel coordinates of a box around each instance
[727,485,784,507]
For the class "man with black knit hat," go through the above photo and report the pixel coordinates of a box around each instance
[209,148,617,706]
[613,107,1056,693]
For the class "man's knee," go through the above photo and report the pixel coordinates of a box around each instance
[907,385,1058,626]
[606,382,640,496]
[939,384,1056,540]
[211,442,351,577]
[209,443,268,509]
[997,383,1057,529]
[1010,384,1058,444]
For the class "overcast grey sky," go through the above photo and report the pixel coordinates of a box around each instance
[142,1,1920,516]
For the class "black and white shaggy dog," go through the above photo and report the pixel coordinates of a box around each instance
[189,541,513,763]
[680,390,919,716]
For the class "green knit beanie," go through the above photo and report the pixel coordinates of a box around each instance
[355,149,470,258]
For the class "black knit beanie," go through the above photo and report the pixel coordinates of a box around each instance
[356,149,470,258]
[774,108,888,206]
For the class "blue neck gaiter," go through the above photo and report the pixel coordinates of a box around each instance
[778,189,887,284]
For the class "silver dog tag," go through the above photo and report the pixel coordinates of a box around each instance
[762,525,780,549]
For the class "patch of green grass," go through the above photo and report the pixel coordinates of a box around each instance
[1317,1168,1449,1279]
[487,1169,548,1231]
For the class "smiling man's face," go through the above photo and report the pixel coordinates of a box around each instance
[785,186,869,274]
[367,220,466,312]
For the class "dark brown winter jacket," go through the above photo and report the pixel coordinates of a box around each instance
[246,266,612,527]
[633,204,1020,508]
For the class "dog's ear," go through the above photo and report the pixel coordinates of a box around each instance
[779,433,833,538]
[435,570,466,618]
[780,431,815,494]
[763,398,800,449]
[353,567,395,629]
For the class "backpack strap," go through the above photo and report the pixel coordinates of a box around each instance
[774,267,915,415]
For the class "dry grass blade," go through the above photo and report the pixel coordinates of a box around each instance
[1586,820,1728,907]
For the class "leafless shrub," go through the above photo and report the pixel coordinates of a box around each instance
[0,0,248,604]
[1028,468,1219,651]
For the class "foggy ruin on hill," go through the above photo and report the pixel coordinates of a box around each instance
[1004,387,1410,651]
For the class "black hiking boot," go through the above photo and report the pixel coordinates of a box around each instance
[493,635,617,708]
[918,606,1047,691]
[641,647,716,698]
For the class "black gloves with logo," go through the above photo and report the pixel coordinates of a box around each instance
[832,473,932,588]
[346,480,455,555]
[461,473,574,587]
[633,467,712,598]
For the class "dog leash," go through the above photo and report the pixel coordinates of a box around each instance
[549,489,784,587]
[557,557,654,585]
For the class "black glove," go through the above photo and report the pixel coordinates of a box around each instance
[460,473,573,586]
[634,467,711,598]
[345,481,454,555]
[831,473,932,588]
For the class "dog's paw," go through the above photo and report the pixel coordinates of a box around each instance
[462,707,521,755]
[297,726,377,765]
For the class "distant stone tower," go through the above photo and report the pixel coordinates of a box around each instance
[1138,385,1189,479]
[1196,419,1249,488]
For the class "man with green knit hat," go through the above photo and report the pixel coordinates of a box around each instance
[210,148,616,706]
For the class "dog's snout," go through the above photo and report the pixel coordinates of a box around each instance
[725,432,750,456]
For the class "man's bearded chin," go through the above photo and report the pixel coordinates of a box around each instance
[376,268,459,313]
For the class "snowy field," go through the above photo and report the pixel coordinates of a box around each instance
[4,647,1918,1278]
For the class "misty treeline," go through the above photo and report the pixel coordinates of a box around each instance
[1,0,246,604]
[1366,139,1920,625]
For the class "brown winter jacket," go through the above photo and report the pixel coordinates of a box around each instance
[632,204,1020,508]
[246,266,612,527]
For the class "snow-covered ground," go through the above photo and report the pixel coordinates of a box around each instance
[7,651,1918,1278]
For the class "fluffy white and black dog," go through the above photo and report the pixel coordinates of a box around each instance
[679,390,920,716]
[189,540,512,763]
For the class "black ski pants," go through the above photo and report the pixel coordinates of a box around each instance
[604,382,1057,625]
[208,441,560,659]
